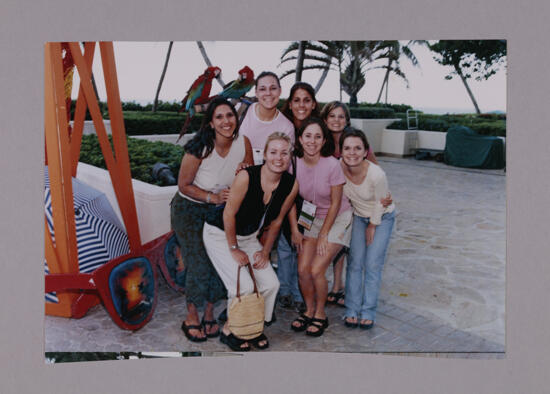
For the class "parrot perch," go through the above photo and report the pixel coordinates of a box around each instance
[218,66,255,100]
[177,66,221,142]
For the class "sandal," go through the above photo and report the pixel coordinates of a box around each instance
[359,320,374,330]
[344,316,358,328]
[201,317,220,338]
[306,317,329,337]
[219,331,251,352]
[327,291,345,307]
[291,313,313,332]
[181,321,207,343]
[250,333,269,350]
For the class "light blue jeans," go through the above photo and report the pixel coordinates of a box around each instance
[276,235,303,302]
[345,211,395,321]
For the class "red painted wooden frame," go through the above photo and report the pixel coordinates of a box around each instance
[46,232,173,331]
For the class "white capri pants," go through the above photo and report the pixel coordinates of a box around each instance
[203,222,280,322]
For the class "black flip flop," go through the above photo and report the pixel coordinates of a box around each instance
[201,317,220,338]
[181,321,207,342]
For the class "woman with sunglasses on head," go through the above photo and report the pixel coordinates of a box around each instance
[170,97,253,343]
[274,82,322,312]
[239,71,295,163]
[203,133,299,351]
[289,118,353,337]
[339,128,395,330]
[320,101,391,308]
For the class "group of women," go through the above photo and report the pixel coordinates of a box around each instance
[170,72,395,351]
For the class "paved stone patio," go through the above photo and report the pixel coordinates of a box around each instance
[45,157,506,358]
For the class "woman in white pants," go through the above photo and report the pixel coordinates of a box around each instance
[203,132,299,351]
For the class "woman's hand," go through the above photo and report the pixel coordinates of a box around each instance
[235,161,250,175]
[365,224,376,246]
[230,248,249,266]
[213,188,231,204]
[291,230,304,254]
[317,234,329,256]
[380,192,393,208]
[252,250,270,269]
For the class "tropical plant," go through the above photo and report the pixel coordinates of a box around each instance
[279,41,343,93]
[339,41,385,107]
[429,40,507,114]
[374,40,428,104]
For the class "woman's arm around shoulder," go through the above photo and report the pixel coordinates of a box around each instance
[223,170,250,266]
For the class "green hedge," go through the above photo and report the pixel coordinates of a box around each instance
[79,134,184,185]
[349,107,396,119]
[118,111,205,135]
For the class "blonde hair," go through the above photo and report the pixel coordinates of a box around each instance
[263,132,293,155]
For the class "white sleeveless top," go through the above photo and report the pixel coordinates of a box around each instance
[180,134,246,203]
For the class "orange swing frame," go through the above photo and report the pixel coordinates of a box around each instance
[45,41,142,318]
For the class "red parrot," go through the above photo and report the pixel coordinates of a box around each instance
[177,66,221,141]
[218,66,255,100]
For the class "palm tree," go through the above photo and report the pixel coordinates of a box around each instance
[340,41,384,107]
[279,41,344,94]
[153,41,173,112]
[374,40,428,104]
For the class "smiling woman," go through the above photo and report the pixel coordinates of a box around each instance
[202,132,299,351]
[239,71,295,162]
[289,118,353,337]
[170,97,253,343]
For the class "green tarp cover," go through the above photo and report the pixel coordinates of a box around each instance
[444,126,505,169]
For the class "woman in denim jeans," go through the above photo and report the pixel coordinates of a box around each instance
[340,128,395,330]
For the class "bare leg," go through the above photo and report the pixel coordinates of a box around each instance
[292,238,317,329]
[185,303,205,339]
[311,243,344,320]
[202,302,219,336]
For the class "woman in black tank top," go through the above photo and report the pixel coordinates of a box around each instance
[203,132,299,351]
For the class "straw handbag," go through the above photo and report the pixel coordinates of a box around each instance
[228,264,265,340]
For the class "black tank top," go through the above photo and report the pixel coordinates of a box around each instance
[208,165,295,236]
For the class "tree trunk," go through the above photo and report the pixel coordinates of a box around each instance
[196,41,225,88]
[350,93,358,107]
[376,64,391,104]
[314,66,329,93]
[295,41,306,82]
[153,41,173,113]
[456,65,481,114]
[385,74,389,104]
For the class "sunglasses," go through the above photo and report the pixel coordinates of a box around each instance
[45,231,187,331]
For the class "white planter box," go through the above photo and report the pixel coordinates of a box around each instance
[350,118,400,154]
[381,129,418,156]
[76,162,176,244]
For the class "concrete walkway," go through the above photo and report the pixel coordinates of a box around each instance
[45,157,505,358]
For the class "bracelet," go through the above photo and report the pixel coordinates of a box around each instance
[319,233,328,238]
[206,192,211,203]
[229,244,239,251]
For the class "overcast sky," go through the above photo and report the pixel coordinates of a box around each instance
[77,41,507,114]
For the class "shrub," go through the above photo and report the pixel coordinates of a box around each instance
[120,111,205,135]
[349,107,396,119]
[79,134,184,186]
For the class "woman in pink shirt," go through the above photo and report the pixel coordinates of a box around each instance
[289,118,352,337]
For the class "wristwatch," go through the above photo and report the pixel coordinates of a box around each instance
[229,244,239,251]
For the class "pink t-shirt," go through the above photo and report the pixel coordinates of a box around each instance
[240,103,295,150]
[294,156,352,218]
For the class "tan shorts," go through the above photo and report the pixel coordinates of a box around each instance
[303,209,352,247]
